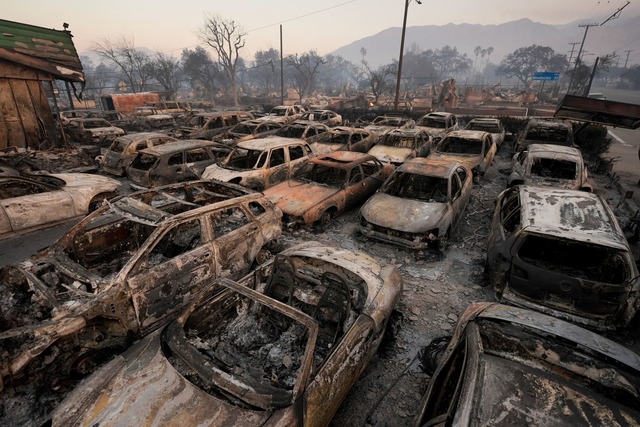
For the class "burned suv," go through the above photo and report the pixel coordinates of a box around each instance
[486,185,639,329]
[0,180,282,425]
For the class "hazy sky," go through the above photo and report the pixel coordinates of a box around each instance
[4,0,639,59]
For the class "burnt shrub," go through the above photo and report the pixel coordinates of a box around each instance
[498,116,528,140]
[574,123,611,158]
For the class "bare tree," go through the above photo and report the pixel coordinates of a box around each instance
[199,14,246,106]
[92,35,151,93]
[358,47,396,105]
[147,53,182,99]
[285,50,326,103]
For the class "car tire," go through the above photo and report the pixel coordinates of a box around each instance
[316,209,334,230]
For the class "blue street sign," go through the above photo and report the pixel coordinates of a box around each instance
[532,71,560,81]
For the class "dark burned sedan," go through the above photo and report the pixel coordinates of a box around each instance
[414,303,640,427]
[50,243,402,427]
[360,158,472,250]
[0,180,281,425]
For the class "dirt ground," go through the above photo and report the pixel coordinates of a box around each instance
[271,140,640,427]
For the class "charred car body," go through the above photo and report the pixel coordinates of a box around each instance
[254,105,306,124]
[202,137,314,191]
[415,112,459,141]
[414,303,640,427]
[264,151,394,228]
[428,130,496,180]
[101,132,178,176]
[50,243,402,427]
[367,128,433,166]
[0,180,282,425]
[216,119,284,144]
[311,126,378,155]
[507,143,594,192]
[297,109,342,127]
[176,111,255,140]
[464,117,505,149]
[513,118,574,153]
[63,118,125,145]
[360,159,472,250]
[0,173,120,240]
[364,115,415,136]
[127,139,231,188]
[486,185,639,329]
[275,121,331,143]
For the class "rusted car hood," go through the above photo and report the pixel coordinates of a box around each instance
[51,331,274,427]
[429,152,480,170]
[361,193,446,232]
[525,176,579,189]
[202,164,252,181]
[265,181,337,215]
[367,146,411,164]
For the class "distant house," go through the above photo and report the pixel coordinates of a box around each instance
[0,19,84,150]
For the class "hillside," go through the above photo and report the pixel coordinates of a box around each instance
[330,15,640,67]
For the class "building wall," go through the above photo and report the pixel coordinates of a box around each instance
[0,59,57,150]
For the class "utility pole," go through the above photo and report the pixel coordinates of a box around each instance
[566,1,630,94]
[280,25,284,105]
[624,50,633,68]
[567,22,599,93]
[394,0,421,110]
[567,42,580,67]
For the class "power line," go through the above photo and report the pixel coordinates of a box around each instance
[246,0,360,33]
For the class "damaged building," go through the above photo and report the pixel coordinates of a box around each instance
[0,19,84,150]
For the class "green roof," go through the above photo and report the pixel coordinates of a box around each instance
[0,19,84,82]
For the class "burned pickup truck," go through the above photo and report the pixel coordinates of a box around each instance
[0,180,282,425]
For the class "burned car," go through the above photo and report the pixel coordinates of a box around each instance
[264,151,394,228]
[254,105,306,124]
[464,117,505,149]
[202,137,314,191]
[63,118,125,144]
[360,159,472,250]
[507,143,594,191]
[0,180,282,425]
[367,128,433,165]
[513,118,574,153]
[486,185,639,329]
[176,111,255,140]
[127,139,231,188]
[275,121,331,143]
[50,243,402,427]
[297,109,342,126]
[216,119,284,144]
[0,173,120,240]
[414,302,640,427]
[364,115,415,136]
[132,106,176,131]
[311,126,378,155]
[101,132,177,176]
[415,112,459,141]
[428,130,496,180]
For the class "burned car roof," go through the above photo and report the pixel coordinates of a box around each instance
[517,185,627,249]
[398,157,457,177]
[310,151,377,168]
[414,302,640,427]
[136,139,221,156]
[525,142,583,159]
[236,136,308,151]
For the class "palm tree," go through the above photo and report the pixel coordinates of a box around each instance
[473,45,482,73]
[484,47,494,72]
